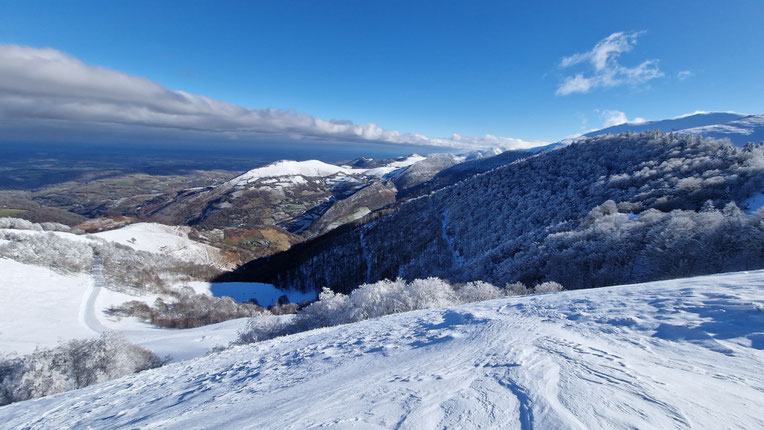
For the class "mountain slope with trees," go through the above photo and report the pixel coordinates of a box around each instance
[223,132,764,293]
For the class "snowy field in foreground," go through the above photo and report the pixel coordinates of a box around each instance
[2,270,762,429]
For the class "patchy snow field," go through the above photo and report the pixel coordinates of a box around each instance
[2,270,762,429]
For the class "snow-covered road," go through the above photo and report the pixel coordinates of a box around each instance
[1,270,763,429]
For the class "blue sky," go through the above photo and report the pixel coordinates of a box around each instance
[0,0,763,147]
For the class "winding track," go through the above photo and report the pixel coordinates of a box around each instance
[81,254,109,334]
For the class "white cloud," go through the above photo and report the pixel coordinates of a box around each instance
[599,110,646,127]
[447,133,549,150]
[556,32,663,96]
[677,70,693,81]
[0,44,546,150]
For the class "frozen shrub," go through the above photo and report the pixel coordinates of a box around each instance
[456,281,504,302]
[237,315,294,344]
[407,278,458,309]
[347,279,409,320]
[268,302,304,315]
[293,288,353,329]
[39,222,72,232]
[0,333,164,406]
[111,292,265,329]
[236,277,565,345]
[0,217,42,231]
[0,230,92,273]
[505,282,531,296]
[534,281,564,294]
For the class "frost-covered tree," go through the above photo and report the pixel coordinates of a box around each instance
[236,277,559,345]
[0,333,163,406]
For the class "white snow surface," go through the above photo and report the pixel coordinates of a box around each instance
[93,223,231,268]
[0,258,93,355]
[0,258,247,360]
[3,270,763,429]
[362,154,427,177]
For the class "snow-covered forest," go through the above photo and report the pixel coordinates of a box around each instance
[233,132,764,292]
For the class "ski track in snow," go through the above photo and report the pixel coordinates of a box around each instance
[80,255,109,334]
[2,271,763,429]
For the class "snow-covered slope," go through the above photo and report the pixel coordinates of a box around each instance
[584,112,764,146]
[361,154,426,177]
[228,155,429,188]
[93,222,232,268]
[585,112,745,136]
[0,257,248,359]
[227,159,358,187]
[0,258,93,355]
[683,114,764,146]
[3,270,762,429]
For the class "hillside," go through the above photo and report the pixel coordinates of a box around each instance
[2,270,762,429]
[222,132,764,293]
[93,222,236,269]
[138,154,458,239]
[0,220,306,359]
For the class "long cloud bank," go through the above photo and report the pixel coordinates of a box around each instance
[0,44,546,150]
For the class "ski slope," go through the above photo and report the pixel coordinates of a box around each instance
[2,270,762,429]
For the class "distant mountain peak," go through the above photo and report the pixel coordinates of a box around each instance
[227,160,355,187]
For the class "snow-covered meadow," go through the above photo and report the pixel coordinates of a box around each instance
[0,221,288,360]
[0,257,249,359]
[1,270,762,429]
